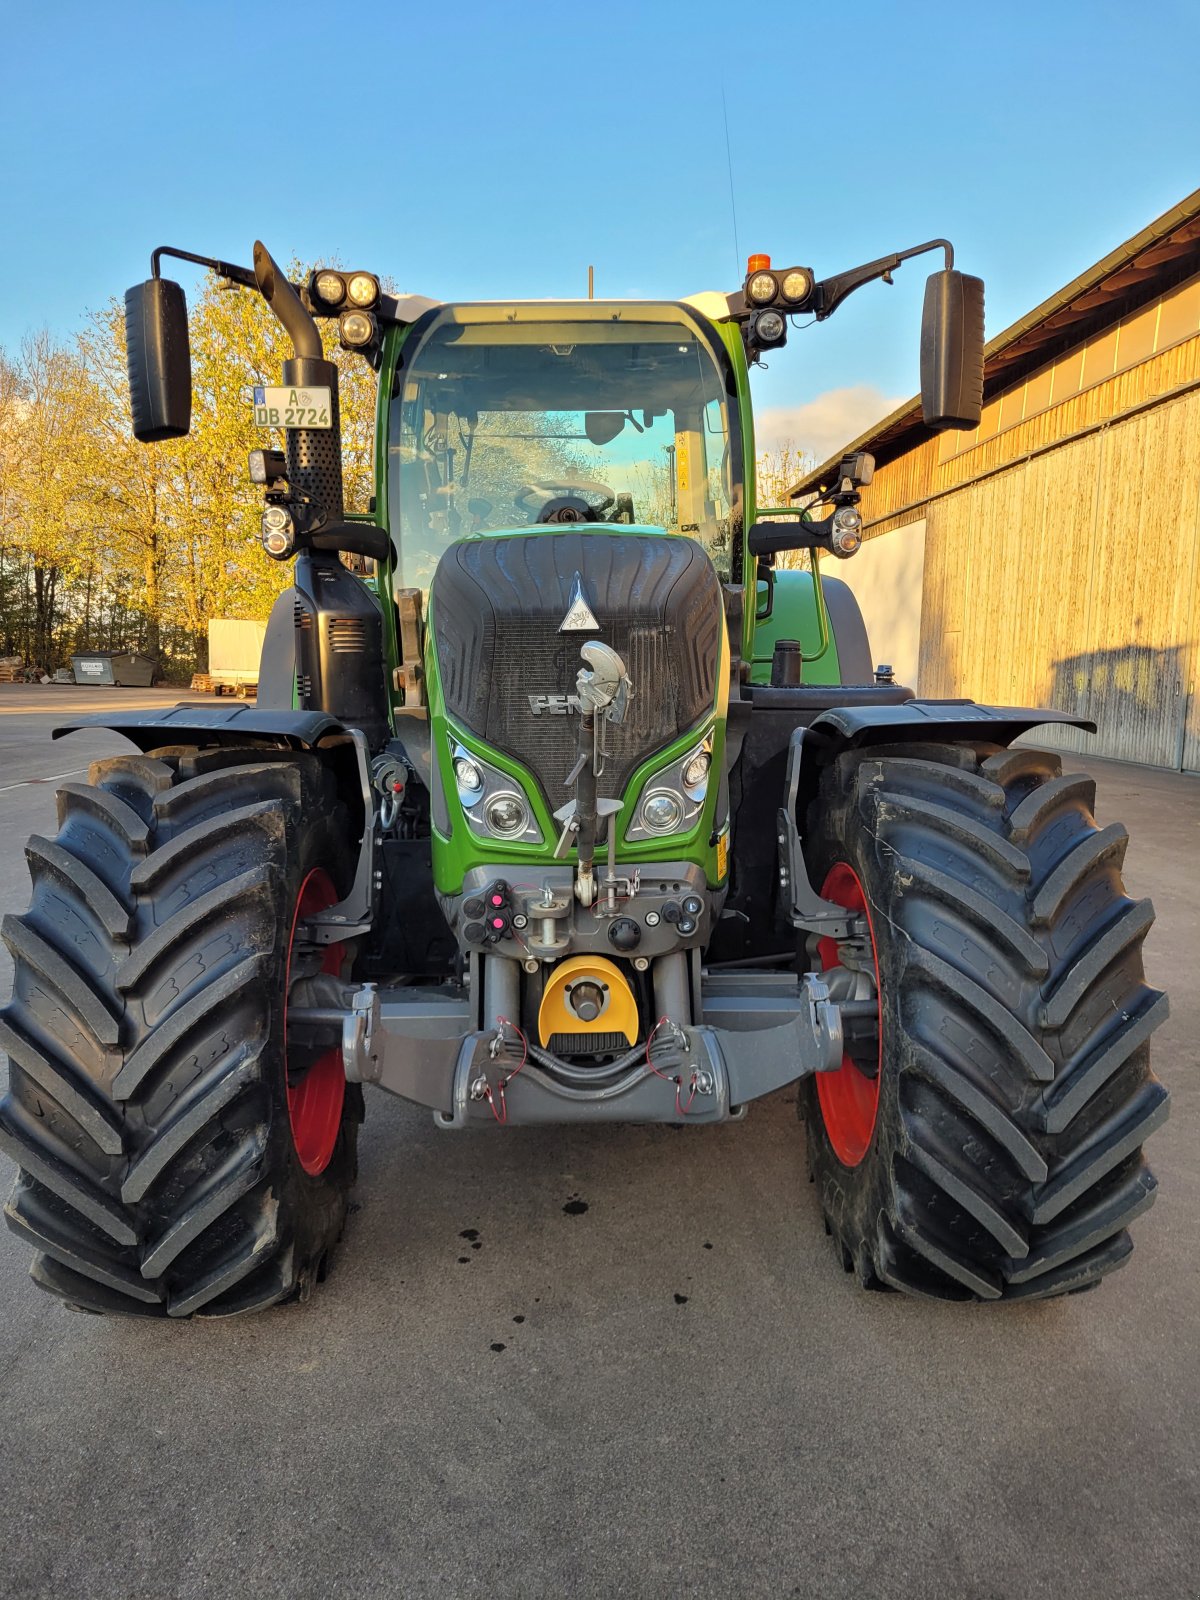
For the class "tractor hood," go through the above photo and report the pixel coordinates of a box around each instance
[428,528,723,811]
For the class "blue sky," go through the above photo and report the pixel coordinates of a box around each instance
[3,0,1198,456]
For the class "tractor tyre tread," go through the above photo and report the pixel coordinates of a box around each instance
[0,747,360,1317]
[802,741,1167,1302]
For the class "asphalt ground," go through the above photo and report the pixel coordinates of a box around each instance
[0,683,1195,1600]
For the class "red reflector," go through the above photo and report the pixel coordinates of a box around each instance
[747,253,771,273]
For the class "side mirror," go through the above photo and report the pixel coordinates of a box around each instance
[920,269,984,430]
[124,278,192,441]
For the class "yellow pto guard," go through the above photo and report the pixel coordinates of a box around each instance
[537,956,639,1048]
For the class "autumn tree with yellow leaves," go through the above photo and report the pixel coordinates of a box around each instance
[0,265,376,679]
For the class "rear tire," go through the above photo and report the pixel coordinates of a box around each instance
[0,747,362,1317]
[801,742,1168,1301]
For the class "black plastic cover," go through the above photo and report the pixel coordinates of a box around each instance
[432,531,723,805]
[125,278,192,441]
[52,704,345,750]
[920,270,985,430]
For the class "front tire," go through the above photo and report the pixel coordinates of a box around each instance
[0,747,362,1317]
[802,742,1169,1302]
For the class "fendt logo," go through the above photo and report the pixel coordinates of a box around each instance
[528,693,583,716]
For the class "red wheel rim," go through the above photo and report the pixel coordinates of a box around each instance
[815,862,882,1168]
[284,868,346,1176]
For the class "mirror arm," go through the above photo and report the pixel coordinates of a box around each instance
[150,245,257,291]
[815,237,954,320]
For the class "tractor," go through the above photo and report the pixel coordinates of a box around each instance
[0,236,1168,1316]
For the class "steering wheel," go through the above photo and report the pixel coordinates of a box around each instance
[514,479,615,524]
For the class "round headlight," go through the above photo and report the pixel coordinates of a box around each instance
[339,310,375,347]
[314,270,345,306]
[454,756,484,801]
[682,750,711,790]
[346,272,379,308]
[485,793,529,838]
[780,269,813,304]
[753,309,787,344]
[640,788,685,835]
[747,270,778,305]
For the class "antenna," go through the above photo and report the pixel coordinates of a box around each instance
[721,85,740,274]
[588,264,594,300]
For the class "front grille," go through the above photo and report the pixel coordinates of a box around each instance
[432,532,722,807]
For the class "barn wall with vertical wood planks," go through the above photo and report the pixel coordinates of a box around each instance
[851,270,1200,770]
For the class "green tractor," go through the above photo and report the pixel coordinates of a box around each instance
[0,236,1168,1317]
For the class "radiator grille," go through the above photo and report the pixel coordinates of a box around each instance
[432,532,722,806]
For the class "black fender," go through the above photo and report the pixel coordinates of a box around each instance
[778,700,1096,936]
[51,703,347,752]
[52,702,377,935]
[808,698,1094,748]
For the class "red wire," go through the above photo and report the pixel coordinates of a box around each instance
[646,1015,701,1117]
[645,1015,676,1082]
[484,1016,529,1125]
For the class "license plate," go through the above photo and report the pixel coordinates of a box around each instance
[252,385,332,429]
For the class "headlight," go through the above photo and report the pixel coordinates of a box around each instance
[313,270,345,307]
[640,789,685,835]
[780,268,813,304]
[454,756,484,801]
[625,728,716,842]
[346,272,379,308]
[485,793,530,838]
[682,749,711,791]
[449,741,542,843]
[747,270,778,305]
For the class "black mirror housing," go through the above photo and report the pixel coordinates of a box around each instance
[747,520,820,558]
[125,278,192,441]
[920,269,984,430]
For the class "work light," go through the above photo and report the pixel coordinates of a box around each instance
[346,272,380,308]
[781,268,814,305]
[751,309,787,345]
[747,271,778,305]
[339,310,376,348]
[313,270,346,307]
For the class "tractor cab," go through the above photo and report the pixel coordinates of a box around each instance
[385,301,744,590]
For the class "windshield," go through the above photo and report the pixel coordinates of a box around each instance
[387,307,740,588]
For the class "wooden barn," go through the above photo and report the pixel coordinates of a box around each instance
[789,189,1200,772]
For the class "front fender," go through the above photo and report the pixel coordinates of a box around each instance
[52,704,348,752]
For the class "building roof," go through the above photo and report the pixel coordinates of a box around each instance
[789,187,1200,498]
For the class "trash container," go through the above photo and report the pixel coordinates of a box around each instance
[70,652,158,687]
